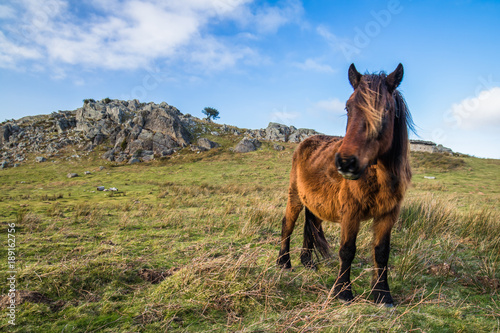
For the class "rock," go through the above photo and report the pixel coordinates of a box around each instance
[55,117,76,133]
[142,151,155,161]
[84,171,91,175]
[97,186,105,191]
[265,122,291,142]
[1,161,8,169]
[190,145,207,152]
[99,166,105,171]
[142,108,191,147]
[115,154,128,163]
[234,138,261,153]
[245,122,320,143]
[197,138,220,150]
[108,187,118,191]
[0,124,12,145]
[35,156,47,163]
[160,149,175,157]
[288,128,320,143]
[102,149,116,161]
[273,144,285,151]
[424,176,436,179]
[128,157,140,164]
[67,173,78,178]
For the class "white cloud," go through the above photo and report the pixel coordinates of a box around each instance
[0,0,303,72]
[270,107,299,124]
[446,87,500,130]
[253,0,303,33]
[0,31,42,69]
[312,98,345,114]
[293,58,335,73]
[0,4,16,18]
[226,0,303,33]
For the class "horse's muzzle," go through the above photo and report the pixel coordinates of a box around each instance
[335,153,363,180]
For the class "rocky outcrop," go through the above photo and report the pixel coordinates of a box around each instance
[0,99,193,165]
[246,122,321,143]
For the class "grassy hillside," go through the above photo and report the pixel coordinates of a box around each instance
[1,132,499,332]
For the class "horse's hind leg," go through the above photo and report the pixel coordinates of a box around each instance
[277,189,303,269]
[371,210,397,306]
[301,208,328,270]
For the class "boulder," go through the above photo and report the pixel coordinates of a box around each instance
[142,108,191,147]
[197,138,220,150]
[234,138,261,153]
[35,156,47,163]
[265,122,291,142]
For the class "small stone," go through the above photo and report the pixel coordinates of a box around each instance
[35,156,47,163]
[67,173,78,178]
[97,186,105,191]
[84,171,91,175]
[273,144,285,151]
[128,157,140,164]
[109,187,118,191]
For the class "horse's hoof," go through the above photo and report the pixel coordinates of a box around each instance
[277,257,292,270]
[277,262,292,270]
[335,287,354,304]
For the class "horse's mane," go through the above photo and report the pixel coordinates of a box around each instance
[387,89,413,183]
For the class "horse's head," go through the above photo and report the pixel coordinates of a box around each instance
[335,63,404,180]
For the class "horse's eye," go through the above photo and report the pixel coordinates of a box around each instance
[345,106,349,114]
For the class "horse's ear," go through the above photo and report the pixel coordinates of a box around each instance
[348,63,362,89]
[386,63,404,92]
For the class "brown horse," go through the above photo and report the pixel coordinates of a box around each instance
[277,63,413,306]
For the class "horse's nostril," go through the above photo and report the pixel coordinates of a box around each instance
[335,154,359,174]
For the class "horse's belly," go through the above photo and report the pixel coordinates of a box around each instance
[299,191,341,223]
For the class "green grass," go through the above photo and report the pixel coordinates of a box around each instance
[1,136,499,332]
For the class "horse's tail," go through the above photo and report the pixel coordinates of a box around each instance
[304,208,331,258]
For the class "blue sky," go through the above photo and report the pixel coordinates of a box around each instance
[1,0,499,158]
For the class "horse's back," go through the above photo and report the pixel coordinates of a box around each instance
[293,135,342,163]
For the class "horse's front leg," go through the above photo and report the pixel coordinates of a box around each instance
[334,217,360,303]
[371,210,398,306]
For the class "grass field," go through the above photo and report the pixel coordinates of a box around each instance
[1,132,499,332]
